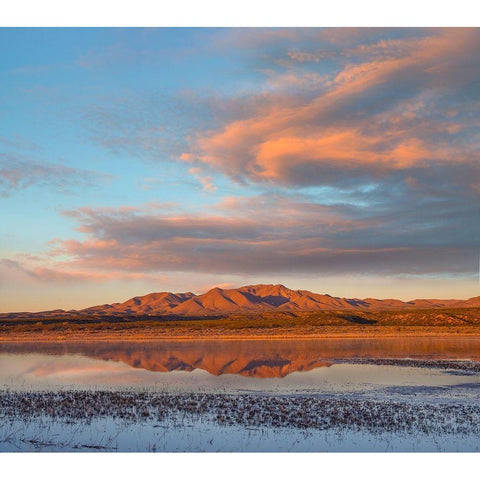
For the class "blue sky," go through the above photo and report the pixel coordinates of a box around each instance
[1,28,479,310]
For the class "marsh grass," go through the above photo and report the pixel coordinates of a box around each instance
[2,390,480,435]
[3,389,480,452]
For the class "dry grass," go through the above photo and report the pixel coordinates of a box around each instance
[0,307,479,341]
[3,390,480,435]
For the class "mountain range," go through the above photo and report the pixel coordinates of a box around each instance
[5,284,480,317]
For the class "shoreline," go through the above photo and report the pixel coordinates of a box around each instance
[2,331,480,343]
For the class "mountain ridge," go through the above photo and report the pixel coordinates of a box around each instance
[3,283,480,317]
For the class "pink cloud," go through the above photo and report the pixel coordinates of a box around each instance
[188,167,217,192]
[180,29,480,187]
[0,257,167,284]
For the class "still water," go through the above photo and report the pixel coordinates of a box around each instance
[1,337,480,394]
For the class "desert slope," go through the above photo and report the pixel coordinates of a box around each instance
[2,283,479,317]
[81,284,480,316]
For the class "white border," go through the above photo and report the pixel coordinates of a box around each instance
[0,0,479,26]
[2,452,480,479]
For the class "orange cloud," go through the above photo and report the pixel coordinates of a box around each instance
[181,29,480,187]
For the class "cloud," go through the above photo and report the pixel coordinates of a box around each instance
[0,135,42,152]
[0,258,167,284]
[81,29,480,198]
[188,167,217,192]
[22,183,477,279]
[181,29,480,188]
[82,88,284,164]
[0,154,114,196]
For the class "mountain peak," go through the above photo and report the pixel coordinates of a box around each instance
[47,284,478,317]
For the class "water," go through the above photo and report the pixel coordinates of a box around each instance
[2,337,480,393]
[2,337,480,451]
[3,416,479,452]
[1,352,480,395]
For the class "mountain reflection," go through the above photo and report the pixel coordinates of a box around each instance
[0,341,332,378]
[2,337,480,379]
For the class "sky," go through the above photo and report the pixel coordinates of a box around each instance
[1,27,479,311]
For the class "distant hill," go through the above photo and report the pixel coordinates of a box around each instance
[3,284,480,317]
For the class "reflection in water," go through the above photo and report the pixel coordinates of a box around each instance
[1,337,480,392]
[1,337,480,378]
